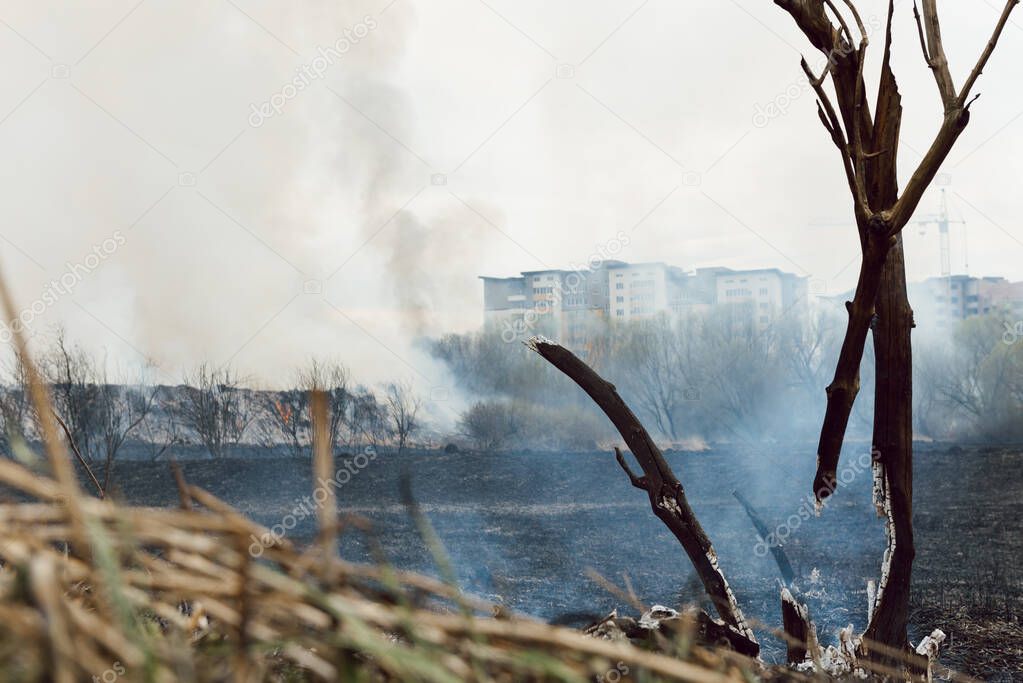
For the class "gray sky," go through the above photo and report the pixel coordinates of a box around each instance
[1,0,1021,396]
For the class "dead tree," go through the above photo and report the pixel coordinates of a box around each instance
[260,360,351,457]
[96,381,158,491]
[41,329,103,463]
[299,359,350,453]
[384,381,422,455]
[175,364,252,458]
[527,337,758,655]
[764,0,1018,665]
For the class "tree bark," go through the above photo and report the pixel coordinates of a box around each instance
[781,587,818,665]
[861,237,925,674]
[526,337,757,652]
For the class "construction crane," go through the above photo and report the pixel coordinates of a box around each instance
[811,190,967,289]
[910,188,966,279]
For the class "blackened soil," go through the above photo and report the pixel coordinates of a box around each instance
[22,443,1023,679]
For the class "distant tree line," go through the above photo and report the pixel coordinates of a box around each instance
[0,329,427,489]
[430,309,1023,450]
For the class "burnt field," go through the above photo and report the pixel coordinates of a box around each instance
[56,443,1023,679]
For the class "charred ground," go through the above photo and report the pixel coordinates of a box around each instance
[33,441,1019,680]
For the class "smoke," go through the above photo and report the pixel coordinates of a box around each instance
[19,0,490,386]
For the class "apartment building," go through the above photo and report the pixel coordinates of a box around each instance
[909,275,1023,329]
[715,267,810,327]
[481,260,621,344]
[481,260,808,339]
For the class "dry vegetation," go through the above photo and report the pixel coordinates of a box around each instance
[0,441,770,682]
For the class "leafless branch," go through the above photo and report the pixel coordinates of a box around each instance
[527,337,756,647]
[958,0,1020,106]
[52,410,104,499]
[919,0,958,108]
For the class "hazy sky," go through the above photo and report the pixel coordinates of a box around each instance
[1,0,1021,400]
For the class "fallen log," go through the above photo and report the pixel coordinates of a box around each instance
[526,336,757,654]
[731,489,794,586]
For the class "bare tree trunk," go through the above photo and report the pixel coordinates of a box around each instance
[526,338,757,653]
[862,237,924,672]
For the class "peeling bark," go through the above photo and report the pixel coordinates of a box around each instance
[861,237,922,674]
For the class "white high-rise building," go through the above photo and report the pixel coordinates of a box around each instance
[481,260,808,339]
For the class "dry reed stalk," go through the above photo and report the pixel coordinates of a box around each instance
[310,390,337,571]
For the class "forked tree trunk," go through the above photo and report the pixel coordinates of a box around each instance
[766,2,1016,668]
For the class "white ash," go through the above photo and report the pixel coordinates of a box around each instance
[638,605,680,630]
[706,548,756,643]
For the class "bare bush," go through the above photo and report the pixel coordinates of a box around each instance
[174,364,251,458]
[385,381,421,454]
[39,329,103,462]
[299,359,349,452]
[258,359,351,457]
[344,386,390,450]
[458,401,520,451]
[0,350,34,452]
[96,376,158,490]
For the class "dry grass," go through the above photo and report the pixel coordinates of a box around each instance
[0,452,771,682]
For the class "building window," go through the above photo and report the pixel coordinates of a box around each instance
[616,296,624,303]
[616,282,624,290]
[616,309,624,316]
[759,288,769,296]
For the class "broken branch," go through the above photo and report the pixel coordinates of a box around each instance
[526,337,756,649]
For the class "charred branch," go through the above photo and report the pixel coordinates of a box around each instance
[52,410,104,500]
[526,337,756,649]
[731,490,795,586]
